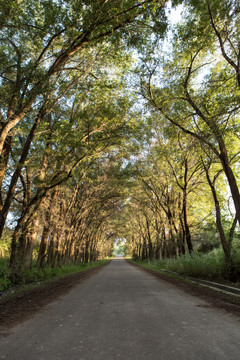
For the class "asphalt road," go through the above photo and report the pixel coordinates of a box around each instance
[0,258,240,360]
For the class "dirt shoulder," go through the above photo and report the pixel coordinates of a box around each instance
[0,262,109,330]
[128,261,240,318]
[1,259,240,333]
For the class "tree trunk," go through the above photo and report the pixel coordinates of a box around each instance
[182,188,193,253]
[142,236,147,261]
[47,229,57,267]
[179,219,186,255]
[155,230,162,260]
[0,106,47,238]
[24,217,39,269]
[145,217,153,261]
[138,243,142,260]
[0,132,12,211]
[37,189,58,268]
[84,239,90,263]
[204,163,231,260]
[219,142,240,229]
[162,226,168,259]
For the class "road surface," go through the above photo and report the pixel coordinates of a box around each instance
[0,258,239,359]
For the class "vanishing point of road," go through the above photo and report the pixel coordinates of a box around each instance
[0,258,239,359]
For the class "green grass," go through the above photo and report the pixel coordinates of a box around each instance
[130,248,240,282]
[0,259,110,292]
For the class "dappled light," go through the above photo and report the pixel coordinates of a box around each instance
[0,1,240,358]
[0,0,240,289]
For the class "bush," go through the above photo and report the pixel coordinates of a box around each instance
[0,259,109,292]
[132,248,240,282]
[163,250,224,280]
[197,240,220,254]
[0,258,11,291]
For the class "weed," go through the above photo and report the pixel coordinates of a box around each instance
[131,248,240,282]
[0,259,109,292]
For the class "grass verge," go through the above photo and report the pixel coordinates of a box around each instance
[0,259,110,293]
[129,249,240,284]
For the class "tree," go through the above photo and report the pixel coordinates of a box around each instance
[0,0,167,224]
[141,0,240,230]
[0,0,166,159]
[8,69,136,270]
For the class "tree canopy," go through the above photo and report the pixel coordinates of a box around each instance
[1,0,240,282]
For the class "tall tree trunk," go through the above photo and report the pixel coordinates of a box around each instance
[37,189,58,268]
[182,188,193,253]
[179,219,186,255]
[9,221,21,268]
[141,235,147,261]
[203,163,231,260]
[138,243,142,260]
[47,228,57,267]
[0,132,12,211]
[0,106,47,238]
[24,217,39,269]
[145,216,153,261]
[219,142,240,229]
[84,238,90,263]
[155,219,162,260]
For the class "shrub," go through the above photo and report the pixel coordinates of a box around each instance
[132,248,240,282]
[0,258,11,291]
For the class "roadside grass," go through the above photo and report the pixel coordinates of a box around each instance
[130,248,240,282]
[0,258,110,292]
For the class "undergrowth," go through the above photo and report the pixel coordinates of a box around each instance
[0,259,109,292]
[0,258,11,291]
[131,248,240,282]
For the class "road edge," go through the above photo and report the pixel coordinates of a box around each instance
[126,259,240,317]
[0,260,111,331]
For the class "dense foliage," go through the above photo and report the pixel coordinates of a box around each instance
[0,0,240,284]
